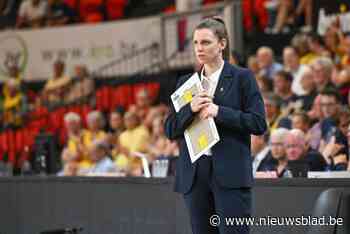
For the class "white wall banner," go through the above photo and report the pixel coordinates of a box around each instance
[0,16,161,81]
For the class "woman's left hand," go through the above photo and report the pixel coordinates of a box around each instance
[199,103,219,120]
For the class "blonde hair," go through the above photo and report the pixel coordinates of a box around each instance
[64,112,81,123]
[87,110,105,127]
[311,57,334,78]
[270,128,289,142]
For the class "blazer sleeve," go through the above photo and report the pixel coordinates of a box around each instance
[164,77,196,140]
[215,69,267,135]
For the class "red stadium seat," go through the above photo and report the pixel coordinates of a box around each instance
[96,86,112,111]
[0,133,7,161]
[203,0,220,6]
[5,131,16,163]
[64,0,78,9]
[15,130,25,153]
[106,0,127,20]
[80,0,104,23]
[242,0,268,32]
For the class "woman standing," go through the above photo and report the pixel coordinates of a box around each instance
[164,17,267,234]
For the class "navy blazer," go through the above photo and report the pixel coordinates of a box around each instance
[164,61,267,194]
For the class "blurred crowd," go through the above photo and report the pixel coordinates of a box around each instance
[58,90,178,177]
[0,56,179,177]
[52,22,350,178]
[0,60,94,129]
[13,0,128,28]
[0,0,222,29]
[243,0,313,34]
[1,0,350,178]
[4,0,313,34]
[248,26,350,177]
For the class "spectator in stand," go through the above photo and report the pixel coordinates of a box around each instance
[60,112,105,172]
[126,157,143,177]
[346,124,350,169]
[263,0,279,33]
[247,55,260,76]
[143,104,170,130]
[307,94,323,149]
[273,70,297,107]
[301,33,329,64]
[337,107,350,139]
[251,133,271,175]
[83,139,118,175]
[229,50,243,66]
[271,0,312,34]
[146,115,173,162]
[151,105,179,161]
[83,110,107,146]
[61,112,83,164]
[324,25,344,61]
[283,46,308,96]
[3,79,27,129]
[114,111,150,171]
[256,75,273,93]
[107,107,125,142]
[319,89,341,124]
[64,64,95,105]
[2,64,23,115]
[332,68,350,104]
[291,111,311,134]
[270,0,294,34]
[46,0,76,26]
[16,0,48,28]
[294,0,312,32]
[341,33,350,68]
[0,1,17,29]
[42,60,71,107]
[291,33,311,61]
[320,132,348,171]
[78,110,107,168]
[128,88,152,120]
[256,46,283,80]
[263,93,283,131]
[107,107,125,158]
[268,128,290,177]
[57,160,79,176]
[310,57,335,92]
[60,148,77,171]
[298,66,317,111]
[119,111,150,155]
[284,129,327,173]
[309,89,343,154]
[1,63,21,84]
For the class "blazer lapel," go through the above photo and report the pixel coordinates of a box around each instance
[213,61,234,104]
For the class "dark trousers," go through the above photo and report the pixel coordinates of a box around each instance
[183,156,252,234]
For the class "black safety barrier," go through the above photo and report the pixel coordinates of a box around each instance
[1,177,350,234]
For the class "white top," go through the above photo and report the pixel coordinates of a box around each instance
[19,0,47,21]
[291,64,307,96]
[201,61,224,98]
[252,146,270,175]
[200,61,224,156]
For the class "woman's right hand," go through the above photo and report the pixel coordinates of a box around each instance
[190,91,212,113]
